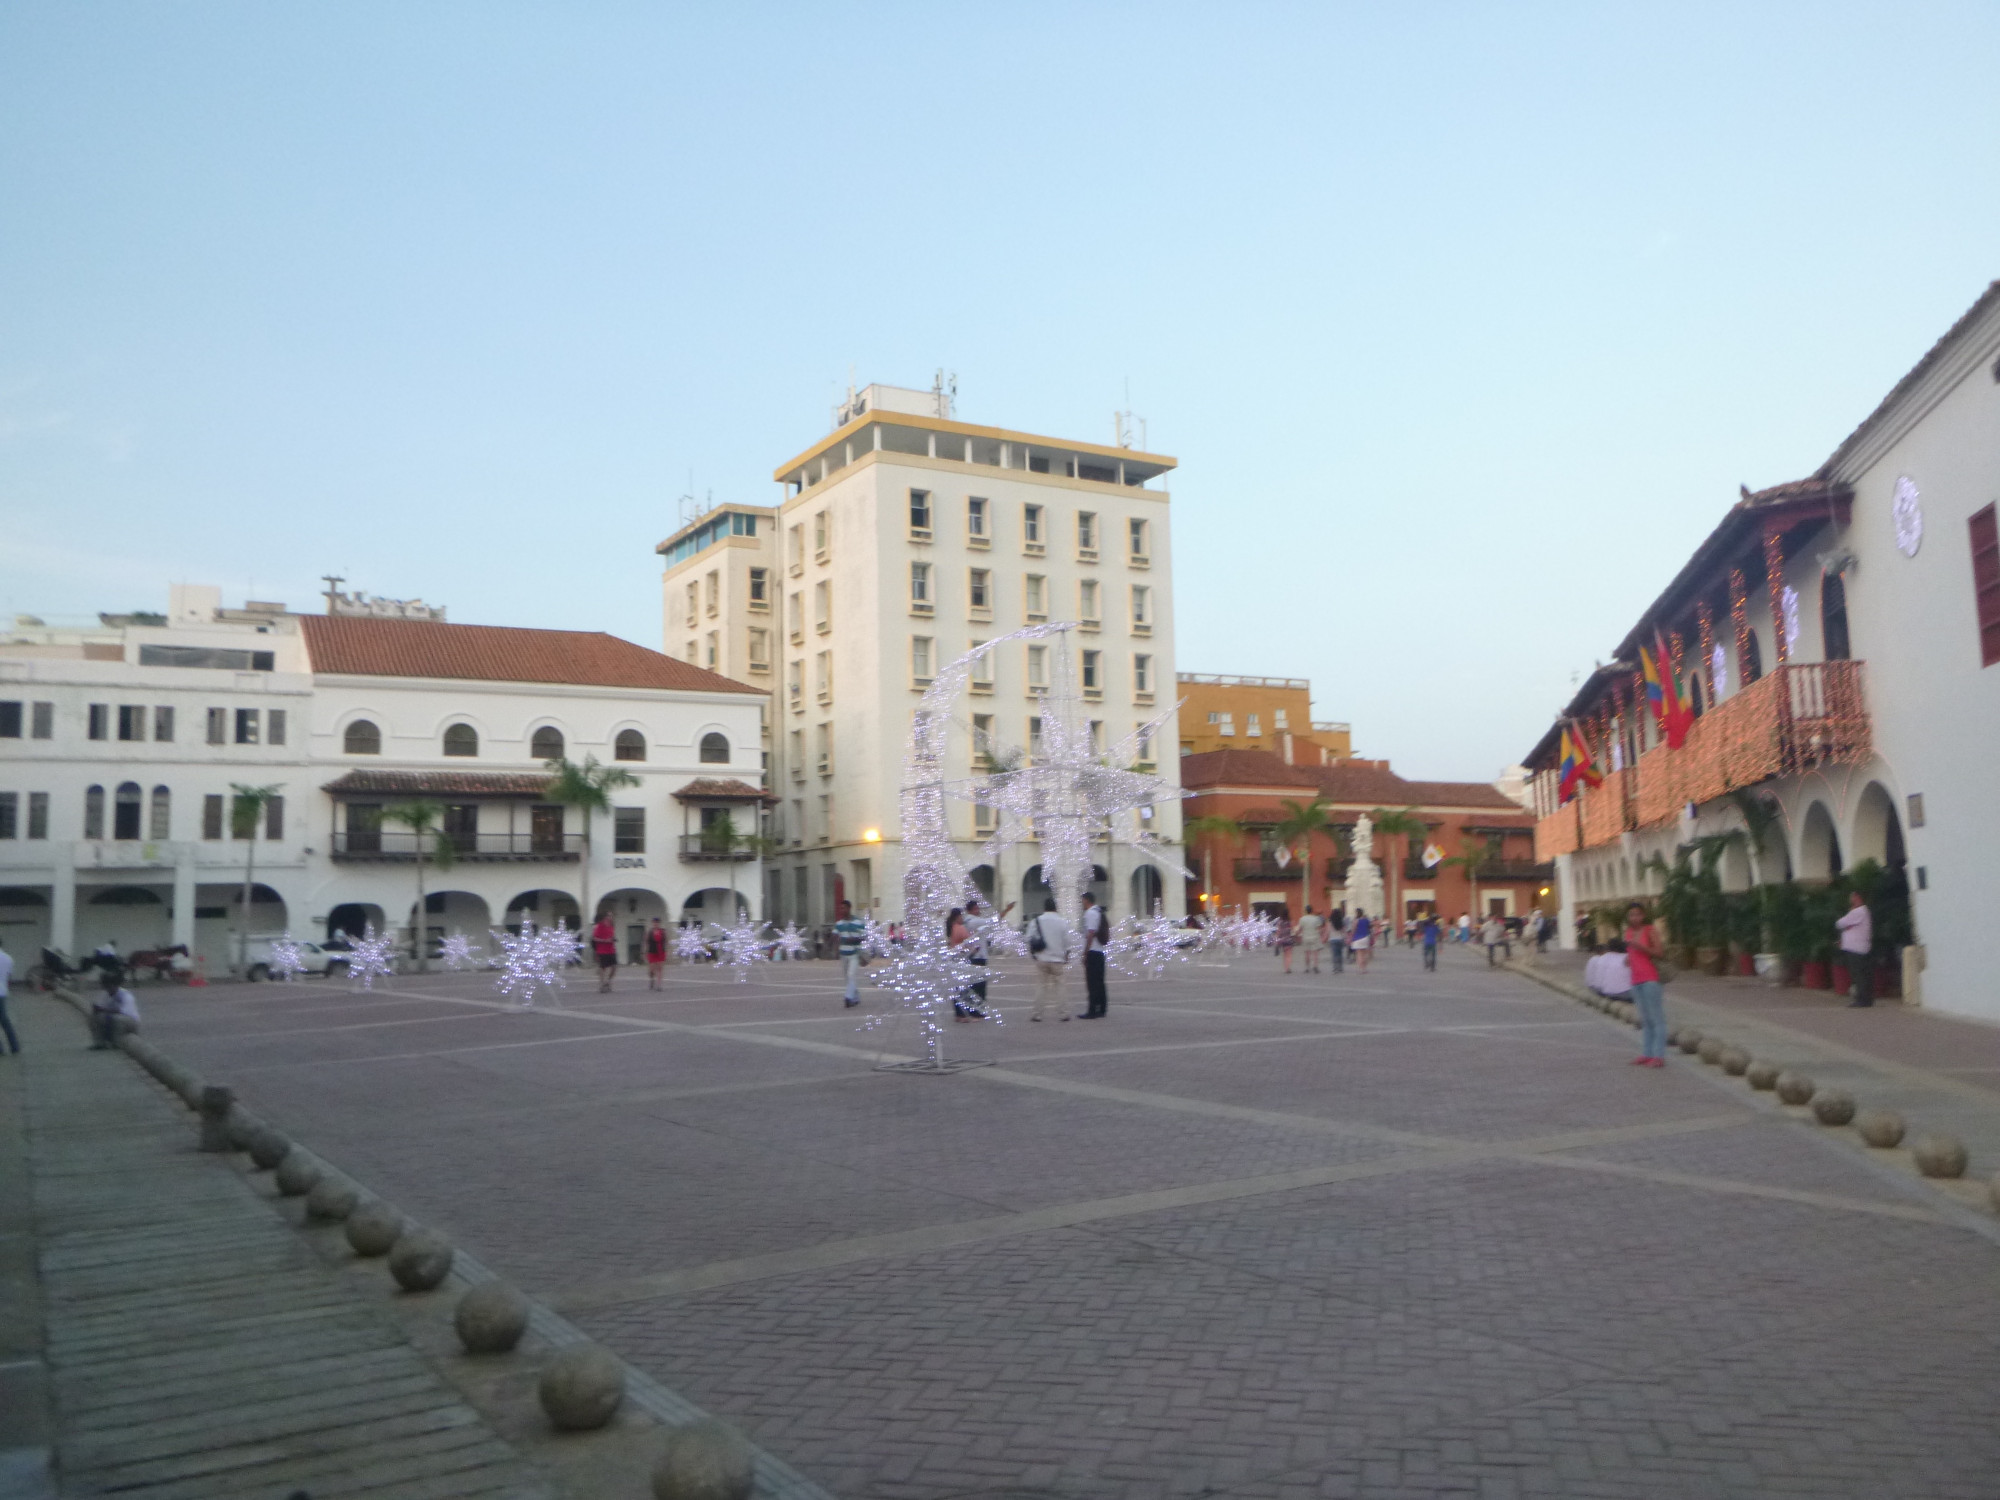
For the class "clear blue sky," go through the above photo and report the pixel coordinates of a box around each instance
[5,3,1996,780]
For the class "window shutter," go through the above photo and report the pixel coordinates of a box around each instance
[1972,504,2000,668]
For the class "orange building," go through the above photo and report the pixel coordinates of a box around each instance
[1176,673,1353,764]
[1180,747,1549,924]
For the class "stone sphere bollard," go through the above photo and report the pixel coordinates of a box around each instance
[1911,1134,1969,1179]
[652,1419,754,1500]
[455,1281,531,1354]
[539,1344,625,1431]
[1697,1038,1726,1065]
[226,1111,258,1151]
[1856,1110,1906,1149]
[1677,1029,1703,1054]
[1775,1072,1816,1106]
[388,1228,455,1292]
[305,1175,360,1222]
[345,1201,404,1257]
[1811,1091,1856,1126]
[1720,1048,1751,1077]
[247,1127,291,1171]
[1745,1061,1780,1090]
[273,1149,323,1197]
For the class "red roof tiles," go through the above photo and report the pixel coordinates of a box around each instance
[1181,747,1526,813]
[298,615,762,695]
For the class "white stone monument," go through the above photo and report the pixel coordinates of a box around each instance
[1346,812,1385,924]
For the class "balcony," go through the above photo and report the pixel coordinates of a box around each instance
[331,831,581,862]
[680,835,758,863]
[1234,856,1304,882]
[1534,661,1870,858]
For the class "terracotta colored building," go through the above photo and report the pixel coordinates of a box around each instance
[1180,748,1550,924]
[1176,674,1353,764]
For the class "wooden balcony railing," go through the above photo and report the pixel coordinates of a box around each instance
[1534,661,1870,859]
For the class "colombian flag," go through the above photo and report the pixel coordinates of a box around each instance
[1557,723,1602,804]
[1639,634,1694,750]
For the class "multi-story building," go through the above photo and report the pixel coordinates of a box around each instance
[1180,748,1545,924]
[0,585,765,972]
[1522,280,2000,1020]
[658,382,1186,926]
[1176,673,1353,763]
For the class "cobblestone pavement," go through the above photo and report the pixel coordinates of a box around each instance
[133,941,2000,1498]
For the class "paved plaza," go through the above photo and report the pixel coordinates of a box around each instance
[90,941,2000,1498]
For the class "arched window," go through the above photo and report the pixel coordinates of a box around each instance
[442,723,479,757]
[84,785,105,840]
[614,729,647,762]
[344,719,382,755]
[114,782,143,841]
[149,786,171,841]
[531,726,565,761]
[698,732,729,764]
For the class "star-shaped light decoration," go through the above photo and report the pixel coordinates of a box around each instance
[439,932,480,971]
[267,932,309,984]
[710,916,770,982]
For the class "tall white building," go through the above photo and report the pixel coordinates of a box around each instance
[0,585,766,971]
[657,383,1186,927]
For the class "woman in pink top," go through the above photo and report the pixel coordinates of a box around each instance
[1622,901,1668,1066]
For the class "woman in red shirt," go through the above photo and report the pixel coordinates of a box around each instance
[1623,901,1667,1067]
[643,918,668,991]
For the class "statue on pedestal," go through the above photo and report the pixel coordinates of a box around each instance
[1346,811,1384,922]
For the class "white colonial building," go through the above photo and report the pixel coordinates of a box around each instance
[657,382,1186,927]
[0,585,767,974]
[1526,280,2000,1021]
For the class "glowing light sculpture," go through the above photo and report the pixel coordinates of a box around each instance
[267,933,309,984]
[346,923,398,990]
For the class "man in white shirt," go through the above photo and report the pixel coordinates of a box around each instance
[1027,900,1072,1023]
[1078,892,1111,1019]
[0,936,18,1055]
[1837,891,1874,1008]
[89,972,141,1050]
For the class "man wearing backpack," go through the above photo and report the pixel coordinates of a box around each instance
[1078,891,1111,1020]
[1027,899,1071,1022]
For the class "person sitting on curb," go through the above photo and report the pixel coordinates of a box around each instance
[89,971,141,1050]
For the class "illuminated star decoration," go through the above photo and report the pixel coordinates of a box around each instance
[267,932,309,984]
[439,933,480,971]
[1106,912,1199,980]
[673,922,713,962]
[859,916,894,959]
[345,923,399,990]
[774,922,810,960]
[491,917,571,1009]
[710,916,770,982]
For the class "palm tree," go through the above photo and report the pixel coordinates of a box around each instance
[1182,815,1245,918]
[380,799,457,971]
[1440,835,1502,927]
[228,782,284,976]
[1369,806,1431,929]
[541,754,641,929]
[1272,797,1334,925]
[697,809,778,921]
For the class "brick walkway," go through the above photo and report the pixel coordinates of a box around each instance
[122,943,2000,1498]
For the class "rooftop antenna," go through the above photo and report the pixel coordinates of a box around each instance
[321,574,345,613]
[1114,380,1147,451]
[931,369,956,419]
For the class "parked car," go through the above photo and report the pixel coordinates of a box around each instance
[239,935,349,982]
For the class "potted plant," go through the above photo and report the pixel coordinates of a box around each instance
[1764,881,1808,986]
[1725,890,1761,976]
[1797,883,1841,990]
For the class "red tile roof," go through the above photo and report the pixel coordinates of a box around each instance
[1181,748,1526,813]
[320,770,555,798]
[671,778,776,803]
[299,615,763,695]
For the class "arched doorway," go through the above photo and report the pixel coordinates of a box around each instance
[680,888,749,925]
[409,891,492,960]
[79,885,171,955]
[1798,802,1842,881]
[506,889,581,933]
[1020,863,1109,915]
[196,883,288,971]
[1131,865,1163,916]
[1849,783,1904,872]
[327,902,385,945]
[967,865,996,903]
[0,887,51,958]
[599,887,668,964]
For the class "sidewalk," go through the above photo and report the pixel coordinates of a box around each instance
[1518,948,2000,1213]
[0,993,554,1500]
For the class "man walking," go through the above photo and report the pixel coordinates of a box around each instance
[1077,892,1110,1019]
[1837,890,1874,1008]
[1623,901,1668,1066]
[833,900,867,1008]
[0,936,18,1056]
[1028,899,1071,1021]
[1420,912,1440,971]
[590,909,619,992]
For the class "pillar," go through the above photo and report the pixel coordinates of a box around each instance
[172,850,196,950]
[50,847,76,955]
[1763,527,1789,665]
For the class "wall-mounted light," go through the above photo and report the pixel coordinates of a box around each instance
[862,827,882,843]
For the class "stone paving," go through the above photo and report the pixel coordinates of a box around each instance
[116,940,2000,1498]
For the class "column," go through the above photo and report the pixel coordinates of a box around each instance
[50,846,76,955]
[172,848,196,950]
[1763,527,1789,665]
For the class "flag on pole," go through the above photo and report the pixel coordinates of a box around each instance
[1639,634,1694,750]
[1421,842,1444,868]
[1557,723,1602,804]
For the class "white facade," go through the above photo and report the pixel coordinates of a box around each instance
[0,590,766,973]
[658,388,1187,927]
[1537,282,2000,1021]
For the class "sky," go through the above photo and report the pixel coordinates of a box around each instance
[4,3,1998,781]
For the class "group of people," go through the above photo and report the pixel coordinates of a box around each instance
[1277,907,1378,974]
[1271,907,1555,974]
[830,893,1116,1021]
[588,913,671,993]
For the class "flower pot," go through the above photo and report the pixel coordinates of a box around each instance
[1734,952,1756,977]
[1830,961,1850,994]
[1696,947,1727,976]
[1800,959,1830,991]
